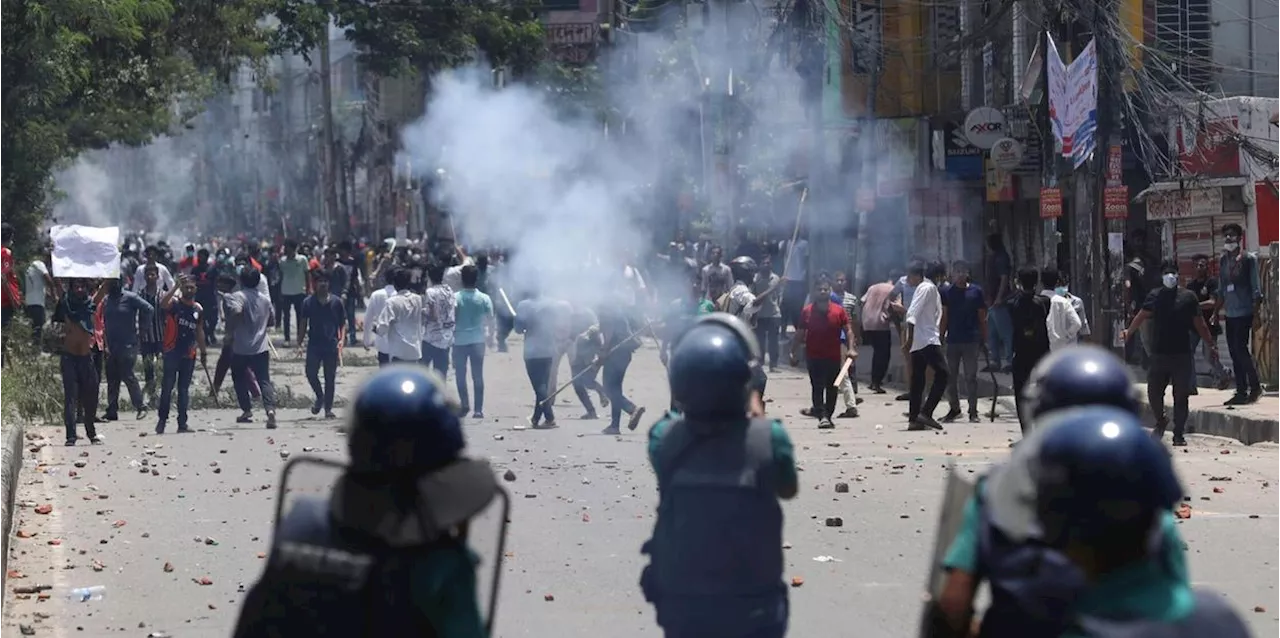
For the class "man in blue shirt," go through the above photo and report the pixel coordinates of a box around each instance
[101,278,155,421]
[940,260,987,422]
[453,264,493,418]
[1214,223,1264,405]
[297,269,345,419]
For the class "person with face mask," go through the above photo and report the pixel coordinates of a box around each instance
[1214,223,1264,405]
[1042,268,1083,352]
[101,276,154,422]
[177,243,198,275]
[1121,261,1217,446]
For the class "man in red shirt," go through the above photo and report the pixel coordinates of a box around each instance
[790,276,856,428]
[2,223,23,364]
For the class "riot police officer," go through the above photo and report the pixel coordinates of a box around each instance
[233,365,505,637]
[641,313,796,638]
[928,345,1231,637]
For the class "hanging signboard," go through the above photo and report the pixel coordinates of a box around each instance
[1040,187,1063,218]
[1146,188,1224,220]
[963,107,1007,150]
[991,138,1024,171]
[1103,185,1129,220]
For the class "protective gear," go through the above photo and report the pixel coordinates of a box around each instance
[667,313,761,418]
[640,415,788,637]
[1020,345,1140,427]
[728,256,757,284]
[1054,286,1068,297]
[975,407,1179,638]
[1035,406,1183,548]
[1223,241,1239,252]
[1075,589,1253,637]
[233,366,509,637]
[1162,273,1178,289]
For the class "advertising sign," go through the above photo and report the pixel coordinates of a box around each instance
[1040,187,1063,219]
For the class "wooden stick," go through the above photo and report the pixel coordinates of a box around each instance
[780,188,808,281]
[833,355,853,388]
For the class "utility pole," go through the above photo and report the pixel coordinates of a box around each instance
[1090,0,1121,350]
[318,27,345,240]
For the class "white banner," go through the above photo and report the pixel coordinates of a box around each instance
[1045,34,1099,170]
[50,225,121,279]
[1046,33,1069,159]
[1065,39,1098,169]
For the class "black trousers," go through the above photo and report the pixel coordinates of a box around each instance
[753,317,781,368]
[1224,315,1261,396]
[908,345,948,420]
[105,345,145,416]
[808,357,841,419]
[1148,353,1193,437]
[1011,350,1047,434]
[525,357,556,424]
[863,330,891,386]
[570,355,604,413]
[305,346,339,411]
[61,353,100,442]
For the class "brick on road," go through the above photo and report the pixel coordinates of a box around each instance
[3,338,1277,637]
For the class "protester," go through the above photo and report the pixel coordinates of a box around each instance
[223,268,277,428]
[102,277,154,422]
[297,269,345,419]
[422,262,456,376]
[372,267,425,364]
[905,260,948,431]
[155,275,208,433]
[278,240,309,344]
[791,277,854,429]
[2,224,22,361]
[860,272,896,394]
[453,264,492,418]
[23,250,54,346]
[940,260,986,423]
[52,279,109,445]
[1216,223,1264,405]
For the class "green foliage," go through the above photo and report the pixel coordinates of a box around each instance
[2,0,284,261]
[274,0,547,79]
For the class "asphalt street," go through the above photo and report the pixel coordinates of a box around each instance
[4,336,1278,637]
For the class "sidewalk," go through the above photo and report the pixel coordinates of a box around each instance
[839,340,1278,445]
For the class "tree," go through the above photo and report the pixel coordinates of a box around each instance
[1,0,283,258]
[274,0,547,79]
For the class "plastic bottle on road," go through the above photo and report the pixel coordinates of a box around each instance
[66,586,106,602]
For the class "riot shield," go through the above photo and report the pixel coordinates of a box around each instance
[269,455,512,636]
[917,464,975,638]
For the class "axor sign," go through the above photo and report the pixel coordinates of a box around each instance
[963,107,1007,150]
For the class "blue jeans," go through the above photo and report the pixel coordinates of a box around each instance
[525,357,556,424]
[453,342,485,412]
[157,352,195,430]
[344,295,359,345]
[986,304,1013,367]
[231,352,276,412]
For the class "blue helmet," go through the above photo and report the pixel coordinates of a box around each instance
[668,313,761,418]
[1034,406,1183,548]
[1021,345,1140,426]
[347,365,464,474]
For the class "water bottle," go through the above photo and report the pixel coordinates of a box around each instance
[66,586,106,602]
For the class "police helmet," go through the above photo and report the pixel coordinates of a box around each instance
[1034,406,1183,548]
[345,366,499,529]
[668,313,762,418]
[728,256,757,282]
[1021,345,1140,427]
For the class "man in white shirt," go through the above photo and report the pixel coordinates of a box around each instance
[24,253,54,344]
[131,246,175,294]
[780,234,809,333]
[372,268,425,363]
[362,267,397,365]
[1039,268,1086,349]
[904,260,948,431]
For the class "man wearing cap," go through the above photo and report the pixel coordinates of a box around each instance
[233,366,503,637]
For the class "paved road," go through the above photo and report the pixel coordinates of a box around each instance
[4,338,1278,637]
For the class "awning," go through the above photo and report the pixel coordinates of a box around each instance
[1132,176,1250,202]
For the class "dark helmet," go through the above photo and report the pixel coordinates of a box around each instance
[347,365,464,474]
[1021,345,1140,427]
[728,256,757,282]
[1034,406,1183,548]
[668,313,761,418]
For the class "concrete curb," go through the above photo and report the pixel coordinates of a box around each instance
[2,421,25,591]
[1137,401,1278,445]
